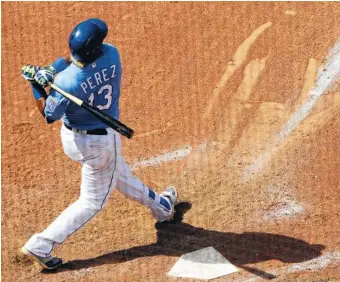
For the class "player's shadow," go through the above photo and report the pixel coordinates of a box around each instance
[55,202,325,279]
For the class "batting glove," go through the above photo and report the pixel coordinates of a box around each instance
[21,64,41,82]
[34,66,56,87]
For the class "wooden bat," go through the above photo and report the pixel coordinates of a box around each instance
[50,83,134,139]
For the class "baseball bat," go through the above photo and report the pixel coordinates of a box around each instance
[50,83,134,139]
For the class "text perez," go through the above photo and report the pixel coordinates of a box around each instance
[81,65,116,94]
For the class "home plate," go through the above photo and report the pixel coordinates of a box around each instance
[168,247,238,279]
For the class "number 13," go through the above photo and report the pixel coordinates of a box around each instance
[88,84,113,110]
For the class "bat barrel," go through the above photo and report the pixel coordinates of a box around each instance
[81,102,134,139]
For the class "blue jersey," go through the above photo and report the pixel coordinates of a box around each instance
[44,44,122,130]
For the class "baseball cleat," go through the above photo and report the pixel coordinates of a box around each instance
[160,186,178,221]
[20,247,62,270]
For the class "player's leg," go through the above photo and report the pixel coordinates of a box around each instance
[115,155,177,222]
[23,127,119,258]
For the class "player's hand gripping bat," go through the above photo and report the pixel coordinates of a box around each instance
[50,83,134,139]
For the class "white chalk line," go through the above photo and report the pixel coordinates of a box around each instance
[239,251,340,282]
[242,38,340,182]
[263,183,304,220]
[264,201,304,219]
[130,146,192,171]
[287,251,340,272]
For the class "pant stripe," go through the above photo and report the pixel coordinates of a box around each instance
[148,188,156,200]
[160,197,171,211]
[101,135,117,209]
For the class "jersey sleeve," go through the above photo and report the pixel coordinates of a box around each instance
[44,72,72,121]
[51,57,69,73]
[44,87,70,121]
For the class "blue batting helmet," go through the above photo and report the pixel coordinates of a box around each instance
[69,18,108,64]
[88,18,108,40]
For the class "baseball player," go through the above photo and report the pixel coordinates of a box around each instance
[20,18,177,270]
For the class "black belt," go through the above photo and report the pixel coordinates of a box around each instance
[64,124,108,135]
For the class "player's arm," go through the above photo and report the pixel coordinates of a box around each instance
[21,65,48,117]
[31,82,48,116]
[29,81,69,124]
[43,87,70,124]
[34,57,70,86]
[21,59,70,123]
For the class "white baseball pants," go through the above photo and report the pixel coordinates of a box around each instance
[24,125,173,257]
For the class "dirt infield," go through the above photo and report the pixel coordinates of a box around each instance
[2,2,340,281]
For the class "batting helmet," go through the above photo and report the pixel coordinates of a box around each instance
[87,18,108,40]
[69,19,108,64]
